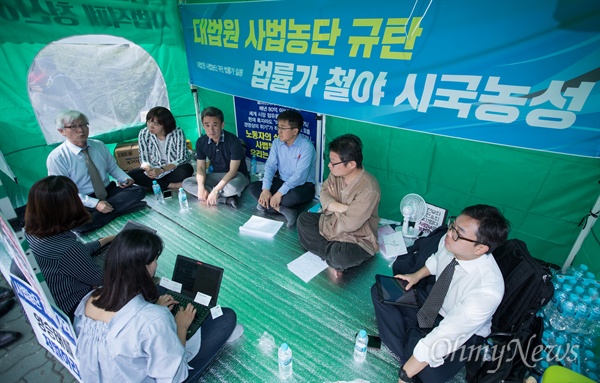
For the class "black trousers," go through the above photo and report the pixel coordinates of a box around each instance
[128,163,194,191]
[370,273,483,383]
[247,176,315,208]
[77,182,147,233]
[296,212,371,271]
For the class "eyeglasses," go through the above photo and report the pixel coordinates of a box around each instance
[63,123,88,130]
[447,216,481,245]
[329,159,348,167]
[277,127,294,132]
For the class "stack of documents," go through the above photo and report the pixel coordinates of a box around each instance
[239,215,284,238]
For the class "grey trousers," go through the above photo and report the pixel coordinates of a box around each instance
[182,172,249,198]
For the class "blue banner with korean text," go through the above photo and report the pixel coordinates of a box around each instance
[179,0,600,158]
[234,97,318,162]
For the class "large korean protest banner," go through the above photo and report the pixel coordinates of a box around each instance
[179,0,599,158]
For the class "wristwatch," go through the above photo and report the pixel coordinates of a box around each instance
[399,366,414,383]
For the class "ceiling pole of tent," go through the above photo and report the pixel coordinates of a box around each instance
[191,85,203,137]
[562,191,600,273]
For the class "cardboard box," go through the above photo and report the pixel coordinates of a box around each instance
[114,142,140,172]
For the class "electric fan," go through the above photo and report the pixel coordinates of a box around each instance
[400,193,427,238]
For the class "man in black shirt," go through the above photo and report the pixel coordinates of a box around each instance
[182,107,249,207]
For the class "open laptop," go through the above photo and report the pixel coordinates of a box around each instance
[161,255,224,340]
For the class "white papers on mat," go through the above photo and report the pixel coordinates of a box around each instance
[239,215,284,238]
[378,225,395,258]
[382,231,408,259]
[287,251,328,283]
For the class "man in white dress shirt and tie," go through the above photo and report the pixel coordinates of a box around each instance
[371,204,510,383]
[47,110,146,233]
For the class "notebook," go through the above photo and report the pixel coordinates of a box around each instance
[160,255,224,340]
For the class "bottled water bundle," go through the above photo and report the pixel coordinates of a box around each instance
[538,264,599,381]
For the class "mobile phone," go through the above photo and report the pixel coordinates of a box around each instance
[163,190,173,199]
[355,333,382,349]
[367,335,381,349]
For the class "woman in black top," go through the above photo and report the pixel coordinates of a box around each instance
[24,175,114,320]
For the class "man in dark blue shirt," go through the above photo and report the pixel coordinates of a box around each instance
[182,107,249,207]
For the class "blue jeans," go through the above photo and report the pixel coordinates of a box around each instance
[184,307,237,382]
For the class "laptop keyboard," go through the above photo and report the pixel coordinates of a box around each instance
[170,294,210,324]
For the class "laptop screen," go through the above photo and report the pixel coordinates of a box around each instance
[172,255,223,307]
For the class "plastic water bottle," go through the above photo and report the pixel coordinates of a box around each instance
[178,188,188,210]
[569,264,589,280]
[251,154,257,174]
[278,343,293,379]
[152,180,164,202]
[354,330,368,363]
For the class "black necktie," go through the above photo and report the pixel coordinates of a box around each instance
[417,258,459,328]
[82,147,107,200]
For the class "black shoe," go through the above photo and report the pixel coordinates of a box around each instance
[279,207,298,228]
[0,331,22,349]
[0,286,14,302]
[0,298,15,319]
[226,196,238,209]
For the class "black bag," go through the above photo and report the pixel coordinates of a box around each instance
[392,224,447,275]
[466,239,556,383]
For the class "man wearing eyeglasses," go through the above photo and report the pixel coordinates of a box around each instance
[247,110,316,228]
[47,110,146,233]
[370,205,510,383]
[297,134,380,275]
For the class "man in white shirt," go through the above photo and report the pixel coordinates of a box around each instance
[371,204,510,383]
[47,110,146,233]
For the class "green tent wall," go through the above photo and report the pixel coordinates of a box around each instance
[0,0,599,273]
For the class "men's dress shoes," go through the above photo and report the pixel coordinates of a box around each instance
[226,196,238,209]
[0,331,22,349]
[0,298,16,318]
[0,286,14,302]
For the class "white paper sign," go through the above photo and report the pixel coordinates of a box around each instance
[159,277,182,293]
[194,292,211,306]
[210,304,223,319]
[416,204,447,236]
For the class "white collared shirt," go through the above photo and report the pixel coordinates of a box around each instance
[413,234,505,367]
[47,139,129,208]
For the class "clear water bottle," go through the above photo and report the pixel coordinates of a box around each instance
[354,330,368,363]
[251,154,257,174]
[152,180,164,202]
[178,188,188,210]
[561,298,578,332]
[575,296,591,333]
[278,343,293,379]
[569,264,589,280]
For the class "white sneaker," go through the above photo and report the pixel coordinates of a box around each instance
[226,323,244,343]
[256,204,266,211]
